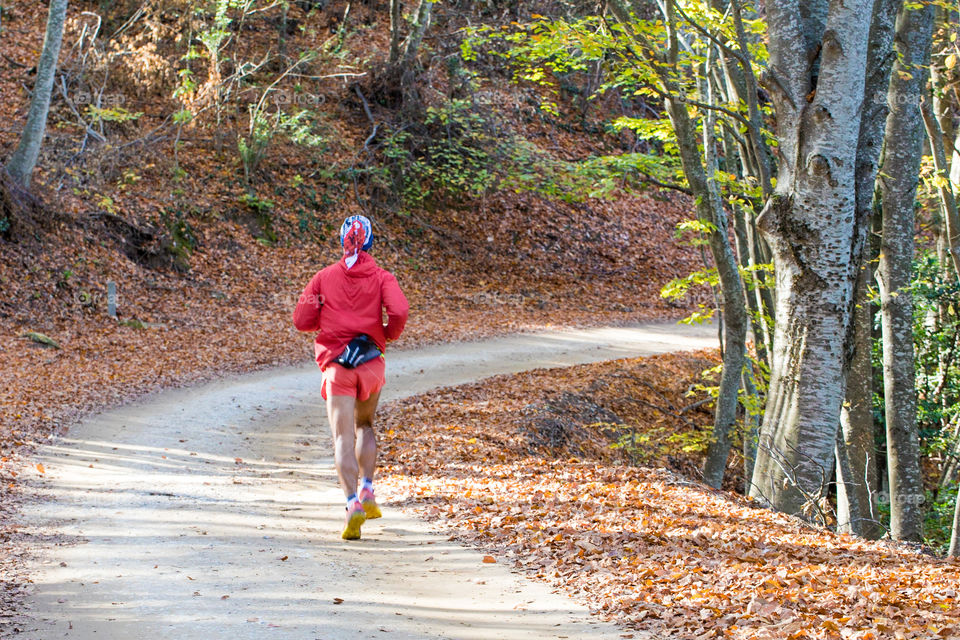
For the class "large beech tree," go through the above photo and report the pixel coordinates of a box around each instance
[749,0,900,516]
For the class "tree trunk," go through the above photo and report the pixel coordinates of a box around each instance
[607,0,748,490]
[399,0,433,113]
[742,361,760,492]
[949,485,960,557]
[695,91,749,490]
[749,0,895,518]
[732,201,771,368]
[950,113,960,198]
[832,0,900,539]
[712,15,774,370]
[729,0,773,200]
[835,429,863,535]
[389,0,402,64]
[7,0,68,188]
[875,1,933,543]
[402,0,432,67]
[837,264,881,538]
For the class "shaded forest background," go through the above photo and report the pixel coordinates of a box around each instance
[0,0,703,436]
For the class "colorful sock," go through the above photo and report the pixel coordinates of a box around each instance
[346,493,361,509]
[361,477,374,492]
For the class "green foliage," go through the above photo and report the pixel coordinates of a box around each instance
[21,331,60,349]
[238,106,324,184]
[197,0,241,56]
[610,430,652,458]
[97,194,117,215]
[924,484,958,553]
[372,90,685,209]
[238,193,277,245]
[661,261,772,303]
[375,5,777,211]
[662,267,720,301]
[172,69,197,100]
[466,9,775,203]
[610,422,715,464]
[159,208,198,270]
[665,428,714,454]
[119,318,145,330]
[421,98,498,196]
[172,109,193,125]
[907,251,960,448]
[86,106,143,125]
[372,97,507,207]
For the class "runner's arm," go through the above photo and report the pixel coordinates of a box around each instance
[381,272,409,341]
[292,271,323,332]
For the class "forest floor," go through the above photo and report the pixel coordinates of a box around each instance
[379,355,960,640]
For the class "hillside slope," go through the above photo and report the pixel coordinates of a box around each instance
[0,0,702,441]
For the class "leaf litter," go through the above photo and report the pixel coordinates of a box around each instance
[377,352,960,640]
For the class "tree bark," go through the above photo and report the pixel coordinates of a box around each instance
[398,0,433,113]
[835,429,863,534]
[949,485,960,557]
[712,2,775,370]
[697,57,749,490]
[689,225,748,485]
[837,264,882,538]
[402,0,433,67]
[833,0,899,537]
[749,0,895,517]
[875,0,933,543]
[742,361,760,492]
[389,0,402,64]
[7,0,69,188]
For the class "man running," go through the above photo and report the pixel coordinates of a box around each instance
[292,214,409,540]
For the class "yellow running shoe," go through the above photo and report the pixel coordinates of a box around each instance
[359,487,382,519]
[342,503,366,540]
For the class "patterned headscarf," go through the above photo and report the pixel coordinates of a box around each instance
[340,215,373,269]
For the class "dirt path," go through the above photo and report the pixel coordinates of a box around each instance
[14,323,715,639]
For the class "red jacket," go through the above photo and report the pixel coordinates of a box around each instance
[292,252,409,369]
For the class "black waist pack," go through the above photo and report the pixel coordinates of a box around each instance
[334,334,382,369]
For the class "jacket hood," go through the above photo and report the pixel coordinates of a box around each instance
[340,251,377,276]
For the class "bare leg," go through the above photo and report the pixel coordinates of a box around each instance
[355,390,381,481]
[326,387,359,498]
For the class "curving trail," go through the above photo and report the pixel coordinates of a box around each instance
[16,323,715,640]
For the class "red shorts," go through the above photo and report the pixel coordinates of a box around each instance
[321,356,386,401]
